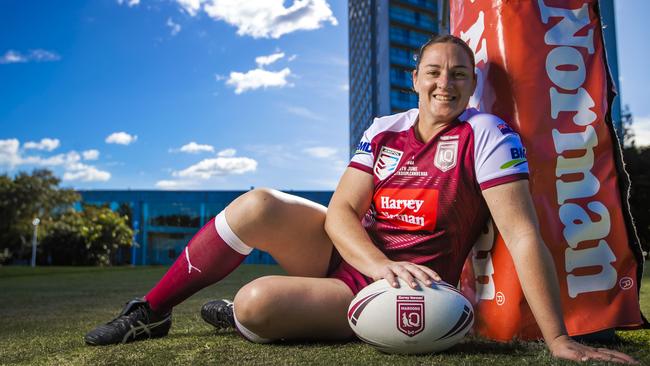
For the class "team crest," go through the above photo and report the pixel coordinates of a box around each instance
[396,295,425,337]
[434,141,458,172]
[374,146,403,180]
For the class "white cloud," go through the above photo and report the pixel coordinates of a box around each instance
[105,132,138,145]
[27,151,79,167]
[203,0,338,39]
[173,156,257,179]
[178,142,215,154]
[226,67,291,94]
[167,18,181,36]
[630,115,650,147]
[155,179,199,190]
[286,106,323,121]
[217,148,236,157]
[24,138,60,151]
[0,50,26,64]
[82,149,100,160]
[256,52,285,67]
[176,0,204,16]
[30,49,61,62]
[340,83,349,91]
[287,54,297,62]
[117,0,140,7]
[0,139,110,182]
[63,166,111,182]
[303,146,337,158]
[0,139,21,167]
[0,49,61,64]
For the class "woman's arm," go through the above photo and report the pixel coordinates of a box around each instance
[483,180,637,364]
[325,168,439,288]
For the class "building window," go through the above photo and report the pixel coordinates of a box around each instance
[148,202,200,228]
[390,26,432,49]
[390,67,414,89]
[147,232,194,265]
[391,89,419,111]
[390,5,436,29]
[390,47,416,68]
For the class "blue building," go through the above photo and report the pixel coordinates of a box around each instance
[78,190,333,266]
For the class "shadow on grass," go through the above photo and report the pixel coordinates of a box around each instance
[189,332,534,357]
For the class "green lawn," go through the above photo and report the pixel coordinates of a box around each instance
[0,265,648,365]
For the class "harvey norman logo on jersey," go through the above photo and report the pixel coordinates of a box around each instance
[373,188,438,231]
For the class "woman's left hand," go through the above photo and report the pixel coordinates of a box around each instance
[549,335,638,364]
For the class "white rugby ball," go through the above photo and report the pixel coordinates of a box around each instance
[347,278,473,354]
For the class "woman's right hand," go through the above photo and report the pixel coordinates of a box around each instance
[371,260,442,289]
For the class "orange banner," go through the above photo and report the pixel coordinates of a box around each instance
[452,0,644,340]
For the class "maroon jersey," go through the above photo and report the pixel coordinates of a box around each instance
[349,108,529,285]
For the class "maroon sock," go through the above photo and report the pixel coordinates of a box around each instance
[144,212,252,314]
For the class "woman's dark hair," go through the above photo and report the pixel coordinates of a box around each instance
[414,34,476,73]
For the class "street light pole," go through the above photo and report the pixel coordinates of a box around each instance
[31,218,40,268]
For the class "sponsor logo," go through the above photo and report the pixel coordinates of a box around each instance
[510,147,526,159]
[496,291,505,306]
[355,141,372,155]
[497,123,515,135]
[397,295,425,337]
[537,0,617,298]
[619,277,633,290]
[434,140,458,172]
[500,148,527,169]
[374,188,438,231]
[374,146,403,180]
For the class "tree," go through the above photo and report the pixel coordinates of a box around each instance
[621,106,650,255]
[0,169,133,265]
[0,169,79,264]
[41,205,133,266]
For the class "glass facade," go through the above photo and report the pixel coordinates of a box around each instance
[349,0,447,156]
[78,190,333,266]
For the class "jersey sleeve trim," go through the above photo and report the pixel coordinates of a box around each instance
[479,173,529,190]
[348,161,373,175]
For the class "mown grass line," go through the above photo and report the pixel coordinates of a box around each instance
[0,265,648,365]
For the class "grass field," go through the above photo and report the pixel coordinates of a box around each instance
[0,265,648,365]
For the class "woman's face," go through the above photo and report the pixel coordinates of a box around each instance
[412,42,476,124]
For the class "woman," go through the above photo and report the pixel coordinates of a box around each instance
[86,35,636,364]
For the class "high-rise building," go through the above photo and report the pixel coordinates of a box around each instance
[348,0,448,155]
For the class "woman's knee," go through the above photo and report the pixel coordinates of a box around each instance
[227,188,283,224]
[233,277,282,332]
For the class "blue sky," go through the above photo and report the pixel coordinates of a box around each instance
[1,0,648,191]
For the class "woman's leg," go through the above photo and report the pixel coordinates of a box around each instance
[233,276,354,341]
[85,188,335,345]
[144,188,335,314]
[226,188,334,277]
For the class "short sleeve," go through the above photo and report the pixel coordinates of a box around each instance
[348,121,376,175]
[469,114,529,190]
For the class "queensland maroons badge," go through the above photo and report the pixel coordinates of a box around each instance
[374,146,403,180]
[396,295,425,337]
[434,140,458,172]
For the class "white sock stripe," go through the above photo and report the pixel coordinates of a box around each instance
[214,211,253,255]
[233,309,273,344]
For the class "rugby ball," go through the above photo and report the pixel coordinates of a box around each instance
[347,278,473,354]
